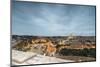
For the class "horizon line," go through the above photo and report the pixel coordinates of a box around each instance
[11,34,96,37]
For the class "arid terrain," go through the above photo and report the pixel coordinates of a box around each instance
[12,35,96,63]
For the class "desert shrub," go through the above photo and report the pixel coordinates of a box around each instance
[59,48,96,58]
[88,48,96,58]
[59,48,72,55]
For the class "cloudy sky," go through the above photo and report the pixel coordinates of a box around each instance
[12,1,96,36]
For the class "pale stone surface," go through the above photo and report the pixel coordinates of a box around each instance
[12,50,37,63]
[12,50,74,65]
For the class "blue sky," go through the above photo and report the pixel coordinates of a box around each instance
[12,1,96,36]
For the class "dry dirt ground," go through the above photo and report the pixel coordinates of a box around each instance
[55,55,96,62]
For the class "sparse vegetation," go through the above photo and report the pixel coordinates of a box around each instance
[12,35,96,62]
[59,48,96,58]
